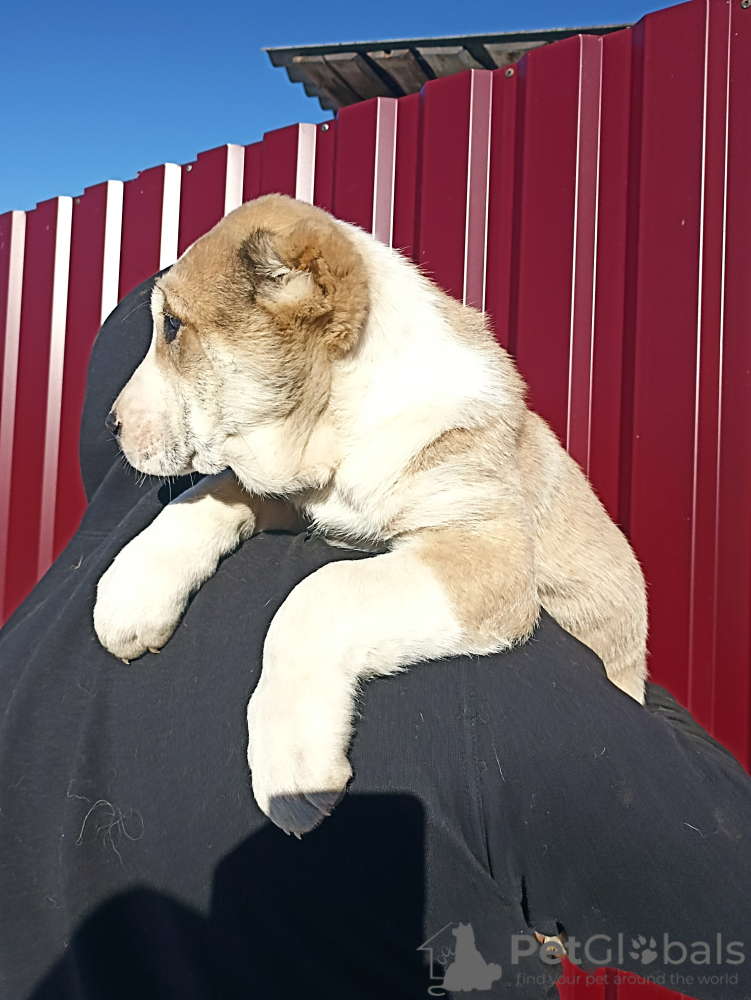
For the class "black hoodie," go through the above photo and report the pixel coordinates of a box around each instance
[0,276,750,1000]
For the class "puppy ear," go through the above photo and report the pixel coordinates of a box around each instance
[237,230,290,293]
[237,217,369,354]
[283,218,369,354]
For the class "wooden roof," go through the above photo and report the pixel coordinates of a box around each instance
[264,26,631,111]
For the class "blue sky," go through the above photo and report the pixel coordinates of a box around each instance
[1,0,664,215]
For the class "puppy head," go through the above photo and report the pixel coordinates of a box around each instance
[109,195,369,482]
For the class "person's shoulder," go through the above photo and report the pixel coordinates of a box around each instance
[645,682,744,767]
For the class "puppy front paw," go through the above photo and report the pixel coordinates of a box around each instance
[94,532,194,661]
[246,682,353,837]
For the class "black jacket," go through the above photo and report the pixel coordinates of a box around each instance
[1,277,750,1000]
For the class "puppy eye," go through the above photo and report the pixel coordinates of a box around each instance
[164,314,181,343]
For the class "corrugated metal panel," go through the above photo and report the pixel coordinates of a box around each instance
[1,7,749,995]
[0,210,25,618]
[392,93,420,259]
[55,180,122,563]
[118,164,179,300]
[714,0,751,781]
[2,198,65,618]
[313,120,337,213]
[178,144,244,257]
[333,97,397,242]
[259,123,317,201]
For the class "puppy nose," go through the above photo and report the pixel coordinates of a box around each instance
[105,410,121,437]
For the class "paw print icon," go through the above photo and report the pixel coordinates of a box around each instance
[629,936,658,964]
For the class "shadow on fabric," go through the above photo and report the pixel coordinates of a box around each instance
[29,794,427,1000]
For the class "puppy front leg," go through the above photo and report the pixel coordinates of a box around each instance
[247,524,539,836]
[94,471,302,661]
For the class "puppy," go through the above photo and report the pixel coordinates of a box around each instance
[94,194,647,835]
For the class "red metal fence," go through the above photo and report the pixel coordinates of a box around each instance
[0,1,750,995]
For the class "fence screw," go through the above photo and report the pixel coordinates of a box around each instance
[185,164,192,172]
[743,1,750,8]
[321,123,330,131]
[505,66,515,77]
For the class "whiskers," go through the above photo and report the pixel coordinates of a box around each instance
[116,451,153,490]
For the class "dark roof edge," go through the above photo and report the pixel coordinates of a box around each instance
[264,25,633,65]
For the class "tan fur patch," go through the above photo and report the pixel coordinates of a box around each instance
[416,518,539,650]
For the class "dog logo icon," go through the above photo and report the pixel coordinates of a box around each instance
[418,922,502,994]
[629,936,659,964]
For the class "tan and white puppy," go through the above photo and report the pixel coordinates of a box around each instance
[94,194,647,836]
